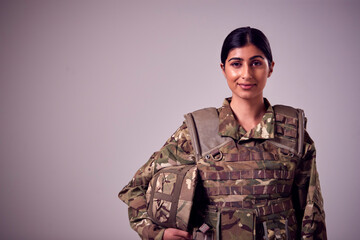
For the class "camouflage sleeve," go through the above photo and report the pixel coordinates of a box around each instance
[292,130,327,239]
[118,122,195,240]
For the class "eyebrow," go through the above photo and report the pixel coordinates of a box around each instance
[227,55,265,62]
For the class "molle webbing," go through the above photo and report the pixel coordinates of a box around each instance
[205,184,292,196]
[272,105,305,158]
[224,151,275,161]
[208,198,294,217]
[200,169,294,180]
[256,198,293,217]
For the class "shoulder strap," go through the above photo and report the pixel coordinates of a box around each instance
[184,108,230,161]
[273,105,305,157]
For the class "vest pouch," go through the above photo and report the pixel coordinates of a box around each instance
[146,165,198,231]
[221,208,256,240]
[195,208,256,240]
[260,209,297,240]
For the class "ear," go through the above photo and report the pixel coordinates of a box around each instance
[220,63,225,75]
[267,61,275,78]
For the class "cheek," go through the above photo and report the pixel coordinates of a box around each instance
[225,70,238,82]
[258,77,268,89]
[255,70,269,81]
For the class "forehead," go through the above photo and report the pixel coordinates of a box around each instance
[227,44,265,60]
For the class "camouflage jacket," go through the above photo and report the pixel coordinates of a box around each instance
[118,98,327,240]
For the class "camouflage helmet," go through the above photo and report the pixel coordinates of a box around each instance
[146,164,198,231]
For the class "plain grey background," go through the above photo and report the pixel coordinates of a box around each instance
[1,0,359,239]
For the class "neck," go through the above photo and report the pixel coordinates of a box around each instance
[230,95,266,131]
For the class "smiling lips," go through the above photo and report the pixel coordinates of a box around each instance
[238,83,256,90]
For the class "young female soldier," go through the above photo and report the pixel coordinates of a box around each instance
[119,27,327,240]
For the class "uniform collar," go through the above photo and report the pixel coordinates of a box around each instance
[218,98,275,142]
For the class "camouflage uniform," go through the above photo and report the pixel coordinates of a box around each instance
[118,98,327,240]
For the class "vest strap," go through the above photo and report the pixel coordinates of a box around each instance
[205,184,292,196]
[208,198,294,217]
[200,169,294,180]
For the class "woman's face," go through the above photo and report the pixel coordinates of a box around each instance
[221,44,274,102]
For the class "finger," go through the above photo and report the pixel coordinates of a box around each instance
[172,229,191,239]
[163,228,192,240]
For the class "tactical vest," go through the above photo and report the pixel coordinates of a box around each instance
[147,105,305,240]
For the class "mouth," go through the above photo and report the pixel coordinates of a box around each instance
[237,83,256,90]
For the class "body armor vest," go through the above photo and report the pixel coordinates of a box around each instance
[184,105,305,240]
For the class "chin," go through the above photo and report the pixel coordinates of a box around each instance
[232,92,263,101]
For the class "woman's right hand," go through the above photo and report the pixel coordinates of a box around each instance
[163,228,192,240]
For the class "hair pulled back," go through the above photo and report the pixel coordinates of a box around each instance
[221,27,273,66]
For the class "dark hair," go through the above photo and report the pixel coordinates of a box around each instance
[221,27,273,66]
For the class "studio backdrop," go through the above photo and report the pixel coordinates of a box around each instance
[1,0,359,239]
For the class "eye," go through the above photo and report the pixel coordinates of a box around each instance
[251,60,262,66]
[230,62,241,68]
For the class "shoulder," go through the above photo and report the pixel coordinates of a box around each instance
[155,122,194,167]
[168,122,191,144]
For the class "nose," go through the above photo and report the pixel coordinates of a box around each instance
[241,63,252,79]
